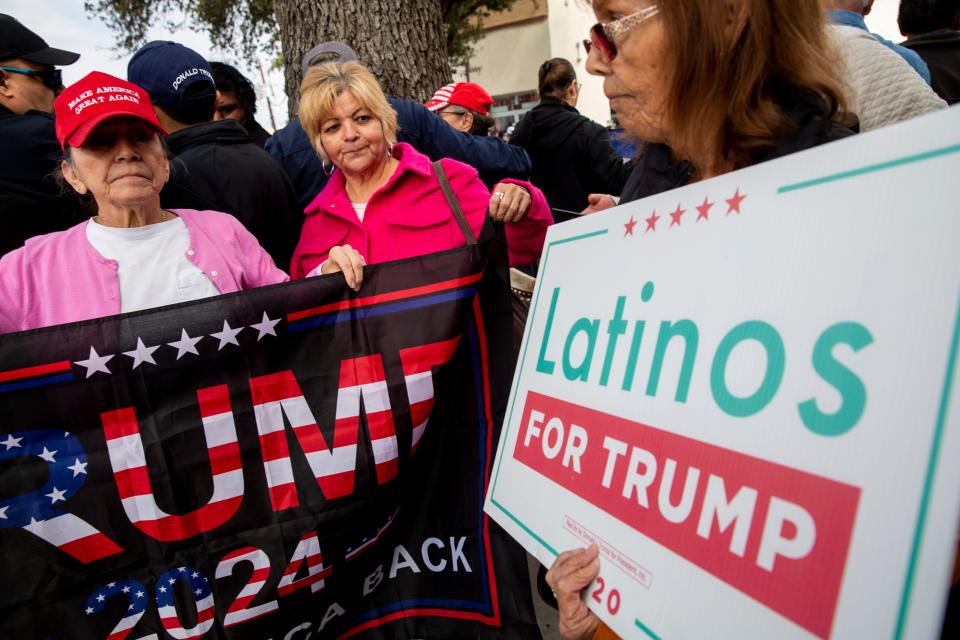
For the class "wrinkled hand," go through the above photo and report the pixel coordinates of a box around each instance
[582,193,618,215]
[546,544,601,640]
[489,182,531,223]
[321,244,365,291]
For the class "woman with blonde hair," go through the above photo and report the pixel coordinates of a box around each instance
[290,61,551,285]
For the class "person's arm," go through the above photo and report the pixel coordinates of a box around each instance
[588,127,633,197]
[0,248,27,334]
[229,216,290,288]
[492,179,553,267]
[391,98,532,179]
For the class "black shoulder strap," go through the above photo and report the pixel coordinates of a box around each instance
[432,160,477,245]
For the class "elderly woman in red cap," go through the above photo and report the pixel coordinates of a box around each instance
[0,71,288,333]
[425,81,496,137]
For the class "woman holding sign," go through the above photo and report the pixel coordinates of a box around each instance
[580,0,853,214]
[549,0,854,637]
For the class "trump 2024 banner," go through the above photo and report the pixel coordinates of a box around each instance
[485,107,960,639]
[0,241,540,639]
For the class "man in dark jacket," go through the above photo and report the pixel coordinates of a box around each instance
[128,41,301,269]
[899,0,960,104]
[0,14,85,255]
[266,41,532,211]
[510,58,631,219]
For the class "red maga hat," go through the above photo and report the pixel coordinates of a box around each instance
[425,82,494,116]
[53,71,166,149]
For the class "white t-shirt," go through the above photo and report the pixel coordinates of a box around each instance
[85,216,220,313]
[352,202,366,222]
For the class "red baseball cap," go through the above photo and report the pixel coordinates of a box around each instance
[54,71,166,150]
[425,82,494,116]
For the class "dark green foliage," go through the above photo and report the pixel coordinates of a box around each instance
[84,0,516,70]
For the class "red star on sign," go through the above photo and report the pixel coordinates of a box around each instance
[696,196,713,221]
[725,188,746,215]
[669,203,686,227]
[645,210,660,232]
[624,215,637,236]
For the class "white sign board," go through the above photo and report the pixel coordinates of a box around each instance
[485,106,960,639]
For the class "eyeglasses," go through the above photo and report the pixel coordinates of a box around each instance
[0,65,62,90]
[583,5,659,62]
[437,109,467,119]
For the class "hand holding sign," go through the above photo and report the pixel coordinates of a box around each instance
[546,545,601,640]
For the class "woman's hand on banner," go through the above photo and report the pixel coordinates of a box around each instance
[321,244,366,291]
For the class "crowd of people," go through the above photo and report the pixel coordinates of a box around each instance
[0,0,958,637]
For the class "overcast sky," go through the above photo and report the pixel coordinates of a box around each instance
[7,0,290,129]
[7,0,908,132]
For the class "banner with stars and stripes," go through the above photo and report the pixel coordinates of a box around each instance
[0,236,540,639]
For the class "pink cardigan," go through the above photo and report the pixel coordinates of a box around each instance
[290,142,552,278]
[0,209,289,333]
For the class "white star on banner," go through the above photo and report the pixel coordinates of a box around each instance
[46,487,67,503]
[1,434,22,450]
[158,586,167,593]
[38,447,57,462]
[250,312,281,341]
[107,582,116,588]
[123,338,160,369]
[67,458,88,477]
[211,320,243,350]
[167,329,203,360]
[74,346,114,378]
[136,591,144,598]
[121,585,130,594]
[0,506,8,519]
[85,607,94,615]
[96,594,105,602]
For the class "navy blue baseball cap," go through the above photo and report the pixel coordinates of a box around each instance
[127,41,216,112]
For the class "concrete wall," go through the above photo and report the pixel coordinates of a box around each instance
[466,19,551,100]
[463,0,612,129]
[546,0,611,126]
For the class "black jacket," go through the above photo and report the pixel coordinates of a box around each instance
[621,89,854,203]
[510,97,631,217]
[0,106,85,255]
[902,30,960,105]
[161,120,301,270]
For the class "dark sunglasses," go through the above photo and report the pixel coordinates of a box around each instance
[583,5,660,62]
[0,65,63,90]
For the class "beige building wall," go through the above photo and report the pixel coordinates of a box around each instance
[461,0,612,129]
[546,0,611,126]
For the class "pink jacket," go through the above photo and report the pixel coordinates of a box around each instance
[290,142,552,278]
[0,209,289,333]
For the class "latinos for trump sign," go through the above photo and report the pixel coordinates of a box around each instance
[0,241,539,639]
[485,106,960,639]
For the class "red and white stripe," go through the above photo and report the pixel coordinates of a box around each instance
[277,531,331,596]
[23,512,123,563]
[338,355,397,485]
[250,358,398,510]
[159,596,215,640]
[399,338,461,454]
[101,384,244,542]
[216,546,277,627]
[105,611,145,640]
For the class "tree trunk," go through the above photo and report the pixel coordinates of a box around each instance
[274,0,451,119]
